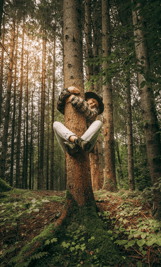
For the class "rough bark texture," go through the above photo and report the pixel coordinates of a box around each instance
[84,0,93,89]
[16,19,25,188]
[46,82,49,190]
[127,79,135,190]
[50,37,55,190]
[0,0,4,37]
[132,2,161,219]
[24,51,29,189]
[115,139,123,188]
[10,23,18,186]
[85,0,102,190]
[63,0,95,207]
[29,90,34,190]
[0,15,5,125]
[39,33,46,189]
[102,0,117,191]
[0,19,15,180]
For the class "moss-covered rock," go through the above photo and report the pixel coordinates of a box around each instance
[0,178,12,192]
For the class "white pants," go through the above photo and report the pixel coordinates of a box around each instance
[53,120,103,153]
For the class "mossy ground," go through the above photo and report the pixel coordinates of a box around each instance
[0,189,161,266]
[0,178,12,192]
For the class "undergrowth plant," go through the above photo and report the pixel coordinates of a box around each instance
[96,189,161,265]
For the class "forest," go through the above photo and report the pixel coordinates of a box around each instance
[0,0,161,266]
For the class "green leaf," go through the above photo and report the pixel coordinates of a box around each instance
[156,237,161,246]
[137,239,145,247]
[51,238,57,243]
[146,237,156,246]
[125,240,136,249]
[140,81,146,88]
[115,240,128,245]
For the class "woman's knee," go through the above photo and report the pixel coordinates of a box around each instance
[93,120,103,128]
[53,121,62,130]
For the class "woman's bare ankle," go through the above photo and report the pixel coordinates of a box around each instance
[69,135,77,142]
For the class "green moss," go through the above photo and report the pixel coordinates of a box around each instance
[0,178,12,192]
[9,201,127,267]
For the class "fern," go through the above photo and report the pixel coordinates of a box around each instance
[31,251,49,260]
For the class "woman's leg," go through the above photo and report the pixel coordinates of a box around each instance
[53,121,76,153]
[81,120,103,152]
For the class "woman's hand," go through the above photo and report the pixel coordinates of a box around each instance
[68,86,80,95]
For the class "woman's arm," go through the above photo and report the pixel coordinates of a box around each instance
[71,96,98,121]
[57,86,80,114]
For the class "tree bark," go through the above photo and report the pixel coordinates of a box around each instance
[0,19,15,180]
[85,0,102,190]
[0,0,4,37]
[10,22,18,186]
[132,2,161,219]
[16,19,25,188]
[84,0,93,89]
[46,80,49,190]
[126,79,135,190]
[102,0,117,191]
[39,32,46,189]
[29,90,34,190]
[0,15,5,125]
[50,37,55,190]
[24,50,29,189]
[62,0,95,210]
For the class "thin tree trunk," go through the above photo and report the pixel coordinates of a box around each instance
[50,37,55,190]
[132,2,161,219]
[46,81,49,190]
[84,0,93,89]
[102,0,117,191]
[0,19,15,180]
[126,78,135,190]
[10,22,18,186]
[22,116,26,189]
[63,0,95,208]
[24,50,29,189]
[0,0,4,37]
[0,15,5,125]
[29,90,34,190]
[39,32,46,189]
[37,88,40,189]
[115,138,123,188]
[16,19,25,188]
[97,135,104,188]
[85,0,102,190]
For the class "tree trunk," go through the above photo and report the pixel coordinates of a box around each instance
[46,81,49,190]
[62,0,95,214]
[85,0,102,190]
[126,79,135,190]
[50,37,55,190]
[24,50,29,189]
[0,19,15,180]
[10,22,18,186]
[115,139,123,189]
[39,32,46,189]
[16,19,25,188]
[22,116,26,189]
[0,15,5,125]
[0,0,4,37]
[132,2,161,219]
[29,90,34,190]
[102,0,117,191]
[84,0,93,89]
[37,88,40,189]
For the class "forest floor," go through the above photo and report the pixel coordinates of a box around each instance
[0,188,161,266]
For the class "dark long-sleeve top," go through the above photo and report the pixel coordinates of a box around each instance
[57,88,98,122]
